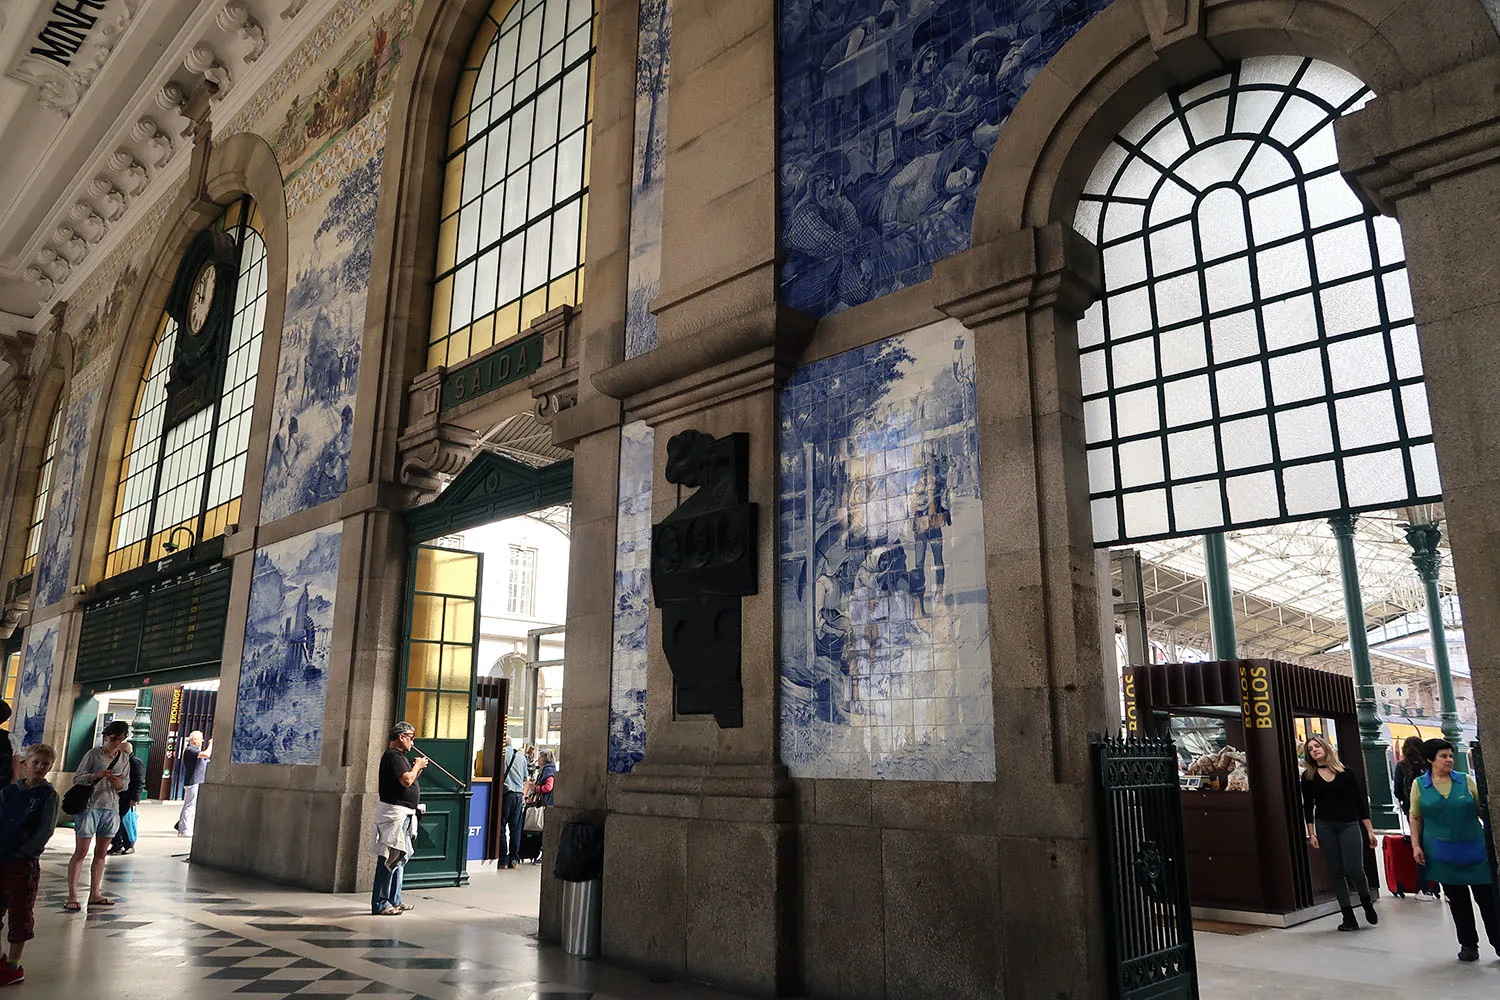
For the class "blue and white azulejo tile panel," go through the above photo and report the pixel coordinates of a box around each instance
[779,318,993,781]
[778,0,1111,317]
[625,0,672,359]
[260,146,384,523]
[608,420,654,773]
[33,386,100,609]
[11,622,59,754]
[232,525,343,765]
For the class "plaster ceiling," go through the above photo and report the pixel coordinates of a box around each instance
[0,0,328,330]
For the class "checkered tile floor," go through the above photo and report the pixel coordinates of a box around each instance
[22,857,612,1000]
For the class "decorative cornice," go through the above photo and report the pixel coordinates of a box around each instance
[934,223,1101,328]
[1337,54,1500,216]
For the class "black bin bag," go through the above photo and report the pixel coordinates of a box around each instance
[554,820,604,882]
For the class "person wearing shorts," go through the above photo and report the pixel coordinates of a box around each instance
[0,744,60,986]
[65,721,131,913]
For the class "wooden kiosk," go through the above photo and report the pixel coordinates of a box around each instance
[1125,659,1380,924]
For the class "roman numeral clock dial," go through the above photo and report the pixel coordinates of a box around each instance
[188,262,216,334]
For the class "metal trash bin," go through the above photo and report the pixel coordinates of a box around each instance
[555,819,605,958]
[561,877,601,957]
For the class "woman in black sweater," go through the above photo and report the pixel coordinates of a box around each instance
[1301,734,1378,930]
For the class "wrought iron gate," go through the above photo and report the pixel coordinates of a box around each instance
[1092,734,1198,1000]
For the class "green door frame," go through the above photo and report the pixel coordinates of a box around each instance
[399,453,573,887]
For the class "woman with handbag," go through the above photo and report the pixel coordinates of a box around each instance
[1411,739,1499,961]
[63,721,132,912]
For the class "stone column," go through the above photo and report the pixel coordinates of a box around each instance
[1328,513,1397,828]
[1338,53,1500,832]
[933,222,1110,1000]
[1403,520,1465,768]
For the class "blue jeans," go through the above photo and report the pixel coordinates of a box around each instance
[371,856,404,914]
[502,790,525,864]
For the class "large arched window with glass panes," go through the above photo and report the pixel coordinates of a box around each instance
[105,198,269,577]
[20,399,62,575]
[430,0,595,370]
[1072,56,1440,546]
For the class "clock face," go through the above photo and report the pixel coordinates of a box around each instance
[188,263,216,334]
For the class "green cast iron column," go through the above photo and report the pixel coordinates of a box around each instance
[130,689,153,800]
[1203,532,1238,659]
[1328,513,1398,827]
[1404,522,1466,770]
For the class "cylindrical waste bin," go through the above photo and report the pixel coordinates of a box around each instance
[561,877,601,957]
[555,820,605,958]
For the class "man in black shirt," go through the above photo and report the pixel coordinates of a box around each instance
[372,723,426,916]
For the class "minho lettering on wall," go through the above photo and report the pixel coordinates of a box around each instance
[28,0,110,68]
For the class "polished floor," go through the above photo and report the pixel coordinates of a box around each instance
[10,803,1499,998]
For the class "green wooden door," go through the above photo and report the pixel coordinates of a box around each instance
[399,544,482,888]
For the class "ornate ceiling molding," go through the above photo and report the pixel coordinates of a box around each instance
[4,0,144,119]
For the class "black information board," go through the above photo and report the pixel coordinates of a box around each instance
[75,559,233,685]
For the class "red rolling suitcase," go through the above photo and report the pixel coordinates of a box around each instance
[1383,834,1420,897]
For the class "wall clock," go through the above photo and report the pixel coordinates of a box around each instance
[188,262,217,334]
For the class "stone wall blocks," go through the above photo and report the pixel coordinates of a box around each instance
[807,779,870,827]
[870,779,975,833]
[799,824,886,999]
[670,25,775,149]
[881,828,1002,999]
[685,818,796,993]
[672,0,772,79]
[601,812,688,973]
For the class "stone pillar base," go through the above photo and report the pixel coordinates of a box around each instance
[600,764,795,996]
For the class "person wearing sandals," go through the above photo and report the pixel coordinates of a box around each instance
[1300,734,1379,931]
[1410,738,1500,961]
[65,721,132,913]
[371,722,426,916]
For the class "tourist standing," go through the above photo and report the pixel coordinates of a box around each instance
[174,731,211,837]
[109,753,147,856]
[0,744,60,985]
[1300,734,1378,931]
[500,741,527,870]
[65,721,132,912]
[1411,738,1499,961]
[371,723,425,916]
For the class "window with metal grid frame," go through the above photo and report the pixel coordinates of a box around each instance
[1072,55,1440,547]
[20,400,62,575]
[406,547,481,740]
[430,0,595,370]
[105,197,270,578]
[506,544,537,617]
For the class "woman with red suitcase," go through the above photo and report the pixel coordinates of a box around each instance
[1411,739,1499,962]
[1301,734,1379,931]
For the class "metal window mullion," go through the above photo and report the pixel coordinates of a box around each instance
[1186,182,1232,532]
[1232,186,1293,523]
[1362,221,1421,500]
[1136,160,1177,536]
[1292,164,1351,513]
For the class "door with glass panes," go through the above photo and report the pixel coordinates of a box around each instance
[399,544,482,887]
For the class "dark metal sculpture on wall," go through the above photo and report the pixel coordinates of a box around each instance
[651,431,756,728]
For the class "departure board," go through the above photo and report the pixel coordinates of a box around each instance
[75,559,233,685]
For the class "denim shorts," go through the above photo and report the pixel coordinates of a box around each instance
[76,807,120,839]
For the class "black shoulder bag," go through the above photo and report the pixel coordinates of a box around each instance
[61,751,123,816]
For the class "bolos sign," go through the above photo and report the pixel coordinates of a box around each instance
[5,0,141,117]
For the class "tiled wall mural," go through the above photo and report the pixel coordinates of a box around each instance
[779,319,993,781]
[232,525,343,764]
[625,0,672,358]
[33,386,101,609]
[778,0,1110,316]
[10,623,58,753]
[238,0,413,183]
[608,420,654,773]
[260,144,384,522]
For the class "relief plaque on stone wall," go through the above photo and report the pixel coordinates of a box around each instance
[650,431,756,728]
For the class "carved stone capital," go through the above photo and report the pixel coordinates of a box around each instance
[396,424,479,499]
[934,223,1101,328]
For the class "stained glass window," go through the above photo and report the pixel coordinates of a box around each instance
[1073,56,1439,546]
[20,400,62,575]
[430,0,595,370]
[105,198,269,577]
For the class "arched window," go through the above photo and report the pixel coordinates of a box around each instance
[430,0,595,370]
[20,400,63,575]
[105,198,270,577]
[1073,56,1438,546]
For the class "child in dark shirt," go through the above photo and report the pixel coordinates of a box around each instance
[0,744,61,986]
